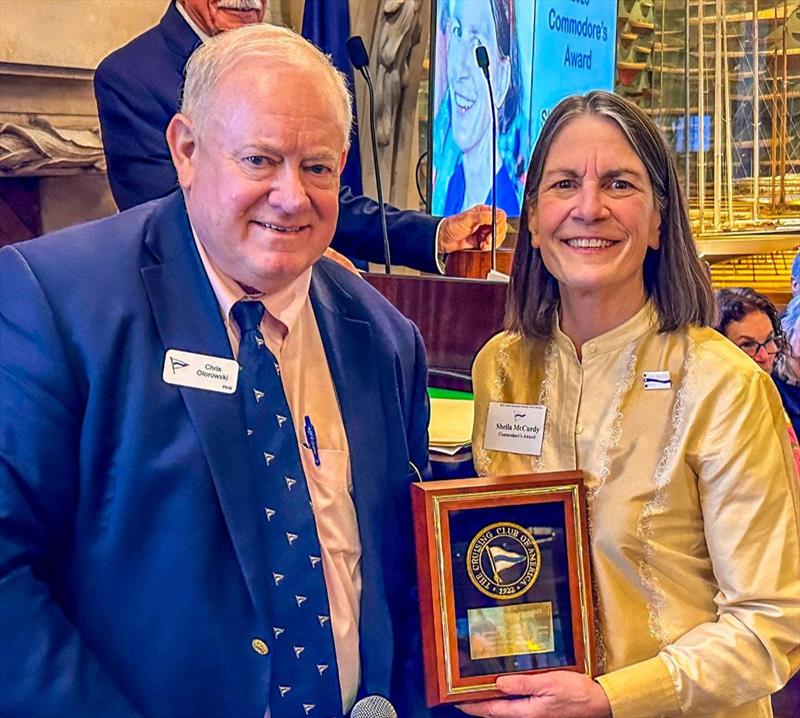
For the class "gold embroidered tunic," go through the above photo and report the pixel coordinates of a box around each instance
[471,303,800,718]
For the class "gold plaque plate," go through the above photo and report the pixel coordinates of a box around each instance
[467,602,555,660]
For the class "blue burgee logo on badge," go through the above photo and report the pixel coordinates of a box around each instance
[484,402,546,456]
[162,349,239,394]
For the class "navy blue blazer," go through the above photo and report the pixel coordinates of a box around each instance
[0,191,431,717]
[93,1,441,274]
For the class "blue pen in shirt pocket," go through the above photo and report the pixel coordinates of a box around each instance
[303,415,321,466]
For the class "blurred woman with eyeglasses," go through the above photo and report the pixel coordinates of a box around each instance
[715,287,800,472]
[775,294,800,440]
[715,287,784,373]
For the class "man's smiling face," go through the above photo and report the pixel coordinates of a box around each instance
[169,56,347,294]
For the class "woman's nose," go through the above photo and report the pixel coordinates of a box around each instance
[572,185,609,222]
[753,345,771,366]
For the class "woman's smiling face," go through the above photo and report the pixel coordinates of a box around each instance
[446,0,509,155]
[528,114,661,304]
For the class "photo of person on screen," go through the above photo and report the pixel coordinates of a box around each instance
[432,0,522,218]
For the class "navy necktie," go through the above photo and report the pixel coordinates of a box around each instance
[232,300,342,718]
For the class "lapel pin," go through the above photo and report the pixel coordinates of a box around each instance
[643,370,671,391]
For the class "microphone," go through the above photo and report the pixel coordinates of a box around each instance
[475,45,490,76]
[349,695,397,718]
[475,44,501,281]
[347,35,391,275]
[346,35,370,71]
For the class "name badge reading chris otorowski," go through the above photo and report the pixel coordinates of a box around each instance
[162,349,239,394]
[483,402,546,456]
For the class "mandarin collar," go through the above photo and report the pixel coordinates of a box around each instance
[552,300,659,361]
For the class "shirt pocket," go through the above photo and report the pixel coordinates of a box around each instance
[303,447,351,494]
[304,448,359,560]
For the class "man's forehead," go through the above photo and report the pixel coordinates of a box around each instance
[209,57,348,139]
[215,55,336,105]
[221,51,328,82]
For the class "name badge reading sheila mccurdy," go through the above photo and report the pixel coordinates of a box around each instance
[484,402,546,456]
[162,349,239,394]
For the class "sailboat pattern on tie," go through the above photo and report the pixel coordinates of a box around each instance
[231,299,342,717]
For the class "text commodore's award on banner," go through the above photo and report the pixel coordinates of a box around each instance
[410,472,595,706]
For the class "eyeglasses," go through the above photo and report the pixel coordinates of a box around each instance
[736,334,784,358]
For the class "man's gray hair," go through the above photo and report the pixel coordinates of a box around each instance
[180,23,352,147]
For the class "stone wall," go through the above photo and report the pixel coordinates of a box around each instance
[0,0,167,69]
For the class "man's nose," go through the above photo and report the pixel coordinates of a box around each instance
[269,167,311,214]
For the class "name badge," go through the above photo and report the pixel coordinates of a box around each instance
[484,402,546,456]
[162,349,239,394]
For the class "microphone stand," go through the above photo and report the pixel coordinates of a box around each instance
[347,35,391,275]
[475,45,504,282]
[358,65,391,274]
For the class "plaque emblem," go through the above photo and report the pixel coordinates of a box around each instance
[466,522,541,600]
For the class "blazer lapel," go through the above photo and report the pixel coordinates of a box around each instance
[310,266,395,697]
[160,0,203,61]
[140,192,272,622]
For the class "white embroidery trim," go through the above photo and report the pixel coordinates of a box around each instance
[474,333,516,475]
[637,346,696,648]
[584,342,639,671]
[586,344,639,502]
[529,340,557,473]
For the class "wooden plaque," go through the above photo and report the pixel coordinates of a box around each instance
[411,471,595,706]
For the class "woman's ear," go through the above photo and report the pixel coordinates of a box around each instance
[494,56,512,108]
[648,208,661,251]
[528,207,540,248]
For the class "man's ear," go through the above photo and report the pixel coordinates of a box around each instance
[166,113,197,190]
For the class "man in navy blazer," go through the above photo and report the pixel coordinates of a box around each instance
[94,0,506,274]
[0,24,430,717]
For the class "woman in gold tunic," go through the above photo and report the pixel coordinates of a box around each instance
[462,92,799,718]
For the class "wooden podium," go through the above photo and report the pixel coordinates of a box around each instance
[443,248,515,279]
[364,257,509,391]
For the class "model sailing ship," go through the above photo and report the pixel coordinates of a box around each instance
[616,0,800,239]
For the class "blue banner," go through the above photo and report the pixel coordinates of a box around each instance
[301,0,363,195]
[530,0,618,139]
